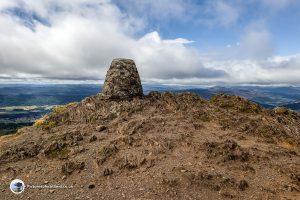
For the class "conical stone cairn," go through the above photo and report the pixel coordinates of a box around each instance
[102,58,143,100]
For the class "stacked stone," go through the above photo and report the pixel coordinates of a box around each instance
[102,58,143,100]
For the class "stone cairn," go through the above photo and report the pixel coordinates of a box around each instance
[102,58,143,100]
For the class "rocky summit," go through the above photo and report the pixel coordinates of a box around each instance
[102,58,143,100]
[0,59,300,200]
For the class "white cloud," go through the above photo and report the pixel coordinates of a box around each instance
[0,1,16,9]
[201,54,300,84]
[134,32,227,80]
[0,0,299,85]
[239,22,275,59]
[163,38,194,44]
[0,0,226,84]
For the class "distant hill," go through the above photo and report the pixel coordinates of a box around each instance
[174,86,300,111]
[282,102,300,111]
[0,84,101,106]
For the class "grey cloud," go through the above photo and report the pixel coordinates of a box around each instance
[263,56,300,69]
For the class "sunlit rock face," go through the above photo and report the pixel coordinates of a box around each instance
[102,58,143,100]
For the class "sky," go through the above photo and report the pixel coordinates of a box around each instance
[0,0,300,85]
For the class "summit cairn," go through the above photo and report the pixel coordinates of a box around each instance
[102,58,143,100]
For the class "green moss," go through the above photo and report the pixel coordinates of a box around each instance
[238,105,247,112]
[219,101,234,108]
[34,119,56,130]
[250,104,260,113]
[33,103,77,130]
[53,105,67,114]
[97,144,118,164]
[46,121,57,129]
[49,146,70,159]
[34,118,46,128]
[238,103,261,113]
[258,127,269,137]
[98,144,118,158]
[211,95,219,103]
[274,107,289,114]
[34,103,77,129]
[52,102,76,114]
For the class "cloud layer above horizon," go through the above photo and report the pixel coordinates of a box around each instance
[0,0,300,84]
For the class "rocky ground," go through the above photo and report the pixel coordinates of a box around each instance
[0,92,299,200]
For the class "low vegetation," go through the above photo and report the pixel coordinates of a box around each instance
[33,103,77,130]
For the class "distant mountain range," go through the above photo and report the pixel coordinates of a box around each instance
[0,84,299,135]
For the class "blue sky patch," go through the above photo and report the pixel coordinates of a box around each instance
[4,7,51,31]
